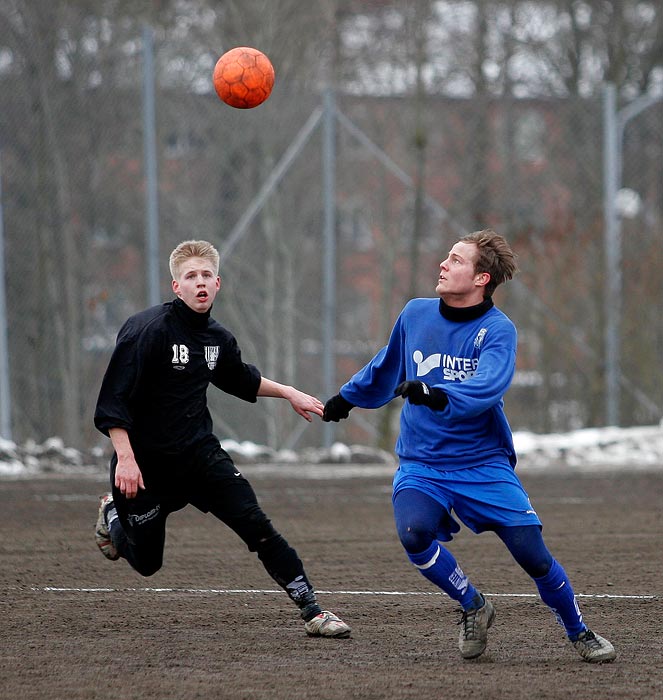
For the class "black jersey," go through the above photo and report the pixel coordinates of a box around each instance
[94,298,261,455]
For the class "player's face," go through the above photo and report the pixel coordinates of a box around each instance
[436,241,488,305]
[172,257,221,313]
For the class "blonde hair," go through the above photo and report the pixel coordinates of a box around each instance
[169,240,220,280]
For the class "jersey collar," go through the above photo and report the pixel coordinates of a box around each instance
[172,297,211,329]
[438,296,494,322]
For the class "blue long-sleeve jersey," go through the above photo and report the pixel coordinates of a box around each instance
[340,298,518,470]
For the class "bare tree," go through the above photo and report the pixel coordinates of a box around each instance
[0,0,661,448]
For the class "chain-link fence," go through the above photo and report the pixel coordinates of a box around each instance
[1,27,662,452]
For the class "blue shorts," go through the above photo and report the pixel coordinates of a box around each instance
[392,462,542,541]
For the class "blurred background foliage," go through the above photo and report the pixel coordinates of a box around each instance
[0,0,661,451]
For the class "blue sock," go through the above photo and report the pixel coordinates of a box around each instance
[534,558,586,638]
[407,541,481,609]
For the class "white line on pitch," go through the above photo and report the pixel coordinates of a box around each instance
[32,586,658,600]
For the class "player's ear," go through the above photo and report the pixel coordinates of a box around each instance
[172,278,182,297]
[216,275,222,290]
[475,272,490,288]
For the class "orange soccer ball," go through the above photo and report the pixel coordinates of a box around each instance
[213,47,275,109]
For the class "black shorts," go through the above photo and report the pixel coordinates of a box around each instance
[110,440,276,556]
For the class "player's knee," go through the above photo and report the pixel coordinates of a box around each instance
[499,525,552,578]
[525,553,553,579]
[396,521,435,554]
[255,532,291,565]
[236,506,279,552]
[131,555,163,577]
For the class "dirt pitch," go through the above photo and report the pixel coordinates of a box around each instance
[1,465,661,700]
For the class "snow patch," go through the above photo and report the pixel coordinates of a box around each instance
[2,423,663,478]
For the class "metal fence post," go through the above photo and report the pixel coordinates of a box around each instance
[322,88,337,448]
[603,83,663,426]
[143,25,160,306]
[0,151,11,440]
[322,88,336,447]
[602,83,620,426]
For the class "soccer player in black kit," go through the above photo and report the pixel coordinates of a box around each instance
[94,239,350,638]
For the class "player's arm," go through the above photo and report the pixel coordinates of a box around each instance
[257,377,323,422]
[109,427,145,499]
[443,323,517,419]
[94,321,150,437]
[210,332,261,402]
[324,309,408,422]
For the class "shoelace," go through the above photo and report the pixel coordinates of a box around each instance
[458,609,480,639]
[577,630,600,648]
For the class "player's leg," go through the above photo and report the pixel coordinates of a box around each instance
[495,524,586,630]
[95,492,121,561]
[95,453,169,576]
[108,487,168,576]
[394,488,482,606]
[393,488,495,659]
[494,523,616,662]
[193,445,350,638]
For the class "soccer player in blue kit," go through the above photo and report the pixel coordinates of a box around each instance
[94,240,350,639]
[323,230,615,662]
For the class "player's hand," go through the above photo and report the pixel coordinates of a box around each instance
[323,393,354,422]
[394,381,448,410]
[114,454,145,499]
[285,388,324,422]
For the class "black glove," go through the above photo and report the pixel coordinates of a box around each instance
[323,393,355,422]
[394,381,448,410]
